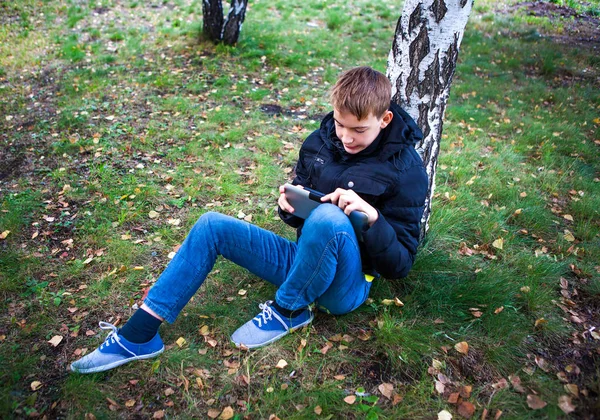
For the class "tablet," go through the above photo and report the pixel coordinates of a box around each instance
[283,183,369,241]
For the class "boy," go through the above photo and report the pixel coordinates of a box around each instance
[71,66,428,374]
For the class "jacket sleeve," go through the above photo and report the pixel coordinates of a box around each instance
[361,163,428,279]
[278,140,313,228]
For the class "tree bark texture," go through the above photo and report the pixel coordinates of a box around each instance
[387,0,473,237]
[202,0,248,45]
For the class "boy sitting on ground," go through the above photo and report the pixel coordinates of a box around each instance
[71,66,428,374]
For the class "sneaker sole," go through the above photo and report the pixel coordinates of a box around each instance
[233,313,314,349]
[70,346,165,374]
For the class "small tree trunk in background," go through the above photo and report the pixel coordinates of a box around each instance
[387,0,473,238]
[202,0,248,45]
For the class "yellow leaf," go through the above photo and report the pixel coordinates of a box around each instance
[492,238,504,250]
[275,359,288,369]
[176,337,186,347]
[48,335,63,347]
[381,299,394,305]
[563,230,575,242]
[535,318,547,328]
[454,341,469,355]
[563,214,574,221]
[343,395,356,404]
[31,381,42,391]
[0,230,11,240]
[199,325,210,335]
[132,266,144,271]
[219,407,234,420]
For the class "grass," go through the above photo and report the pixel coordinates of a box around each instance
[1,0,599,418]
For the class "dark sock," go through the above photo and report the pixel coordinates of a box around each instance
[272,301,307,319]
[119,308,163,343]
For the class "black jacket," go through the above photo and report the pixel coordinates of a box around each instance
[279,102,428,279]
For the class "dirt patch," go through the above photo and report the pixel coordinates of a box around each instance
[511,1,600,49]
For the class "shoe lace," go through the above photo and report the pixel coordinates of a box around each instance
[253,301,288,331]
[98,321,136,357]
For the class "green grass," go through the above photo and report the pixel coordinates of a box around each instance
[0,0,599,418]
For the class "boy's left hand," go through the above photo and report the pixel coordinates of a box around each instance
[321,188,378,227]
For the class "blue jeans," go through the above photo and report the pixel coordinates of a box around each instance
[144,204,371,323]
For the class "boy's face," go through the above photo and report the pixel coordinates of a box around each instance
[333,108,393,154]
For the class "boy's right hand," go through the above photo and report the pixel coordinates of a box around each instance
[278,185,296,214]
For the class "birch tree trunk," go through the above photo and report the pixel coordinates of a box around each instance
[387,0,473,238]
[202,0,248,45]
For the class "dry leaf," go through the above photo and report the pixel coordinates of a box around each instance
[153,410,165,419]
[381,299,395,305]
[534,318,547,328]
[492,238,504,250]
[334,374,345,380]
[297,338,307,351]
[563,230,575,242]
[563,214,574,221]
[394,297,404,307]
[534,356,550,372]
[492,378,509,390]
[125,399,136,408]
[392,393,403,405]
[207,408,221,419]
[219,406,234,420]
[48,335,63,347]
[378,383,394,399]
[176,337,186,347]
[275,359,288,369]
[438,410,453,420]
[164,387,175,396]
[526,394,547,410]
[238,289,247,296]
[30,381,42,391]
[558,395,576,414]
[494,306,504,314]
[461,385,473,399]
[0,230,10,240]
[455,341,469,355]
[314,405,322,415]
[564,384,579,397]
[447,393,460,404]
[320,342,333,354]
[509,375,525,393]
[435,381,446,394]
[343,395,356,404]
[457,401,475,418]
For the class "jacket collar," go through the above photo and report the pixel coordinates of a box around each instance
[320,102,422,161]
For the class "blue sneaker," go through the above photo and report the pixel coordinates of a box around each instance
[70,321,164,374]
[231,301,314,349]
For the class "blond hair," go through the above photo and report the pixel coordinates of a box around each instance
[330,66,392,120]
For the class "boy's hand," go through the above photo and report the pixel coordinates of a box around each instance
[322,188,378,227]
[278,184,296,214]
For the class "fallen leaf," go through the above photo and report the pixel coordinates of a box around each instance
[457,401,475,418]
[176,337,186,347]
[314,405,322,415]
[392,393,403,405]
[381,299,395,305]
[394,297,404,307]
[509,375,525,393]
[455,341,469,355]
[320,342,333,354]
[148,211,160,219]
[30,381,42,391]
[534,356,550,372]
[164,387,175,396]
[447,392,460,404]
[125,399,135,408]
[219,406,234,420]
[378,383,394,399]
[494,306,504,314]
[563,214,574,222]
[438,409,453,420]
[564,383,579,397]
[460,385,472,398]
[343,395,356,404]
[0,230,11,240]
[48,335,63,347]
[167,218,181,226]
[207,408,221,419]
[153,410,165,419]
[435,380,446,394]
[238,289,247,296]
[492,378,509,390]
[492,238,504,250]
[297,338,307,351]
[563,230,575,242]
[82,256,94,265]
[526,394,547,410]
[334,374,345,380]
[558,395,576,414]
[520,286,531,293]
[275,359,288,369]
[534,318,547,328]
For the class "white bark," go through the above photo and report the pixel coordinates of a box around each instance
[387,0,473,237]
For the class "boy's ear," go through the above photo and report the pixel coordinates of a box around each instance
[380,110,393,129]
